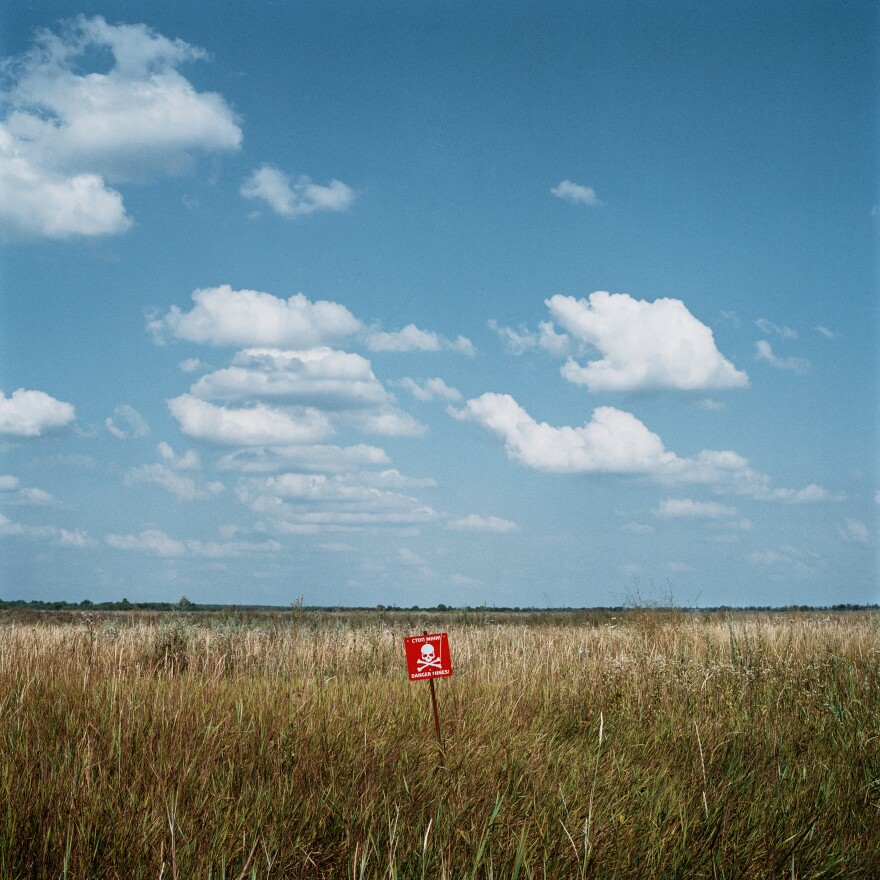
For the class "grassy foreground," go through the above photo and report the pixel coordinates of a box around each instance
[0,610,877,879]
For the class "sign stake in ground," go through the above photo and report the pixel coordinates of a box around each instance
[404,630,452,767]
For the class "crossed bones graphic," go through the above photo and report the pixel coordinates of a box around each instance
[417,642,442,672]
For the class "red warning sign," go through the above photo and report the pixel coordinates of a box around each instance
[404,632,452,680]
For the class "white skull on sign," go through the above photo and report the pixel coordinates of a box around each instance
[417,641,442,672]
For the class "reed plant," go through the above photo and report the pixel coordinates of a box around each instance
[0,610,877,878]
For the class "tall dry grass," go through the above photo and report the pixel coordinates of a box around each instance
[0,610,877,878]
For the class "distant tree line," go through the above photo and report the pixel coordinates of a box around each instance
[0,598,876,613]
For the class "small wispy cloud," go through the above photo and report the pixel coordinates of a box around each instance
[755,340,810,374]
[748,544,821,577]
[661,561,693,573]
[655,499,737,519]
[241,165,355,218]
[126,442,223,501]
[0,512,95,547]
[0,475,57,506]
[761,484,838,504]
[105,528,280,558]
[105,404,149,439]
[447,513,519,533]
[487,319,569,357]
[697,398,725,411]
[551,179,602,206]
[366,324,474,355]
[179,358,209,373]
[395,377,462,402]
[756,318,798,339]
[398,547,427,566]
[838,518,870,545]
[815,326,839,340]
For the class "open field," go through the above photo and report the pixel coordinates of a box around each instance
[0,609,877,878]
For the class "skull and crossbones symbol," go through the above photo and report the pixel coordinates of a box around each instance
[416,641,442,672]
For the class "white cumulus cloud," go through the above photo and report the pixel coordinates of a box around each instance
[168,394,333,445]
[0,16,241,239]
[452,392,834,505]
[236,471,439,534]
[152,292,442,444]
[547,292,748,392]
[451,393,678,474]
[241,165,355,217]
[149,285,362,348]
[0,127,131,238]
[190,347,392,409]
[0,388,75,436]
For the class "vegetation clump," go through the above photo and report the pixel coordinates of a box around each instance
[0,609,877,878]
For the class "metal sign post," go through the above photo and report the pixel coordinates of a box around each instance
[427,673,444,766]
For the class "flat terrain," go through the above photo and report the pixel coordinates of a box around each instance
[0,609,877,878]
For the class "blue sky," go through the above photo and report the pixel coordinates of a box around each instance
[1,1,876,607]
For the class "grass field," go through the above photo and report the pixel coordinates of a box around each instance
[0,609,877,878]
